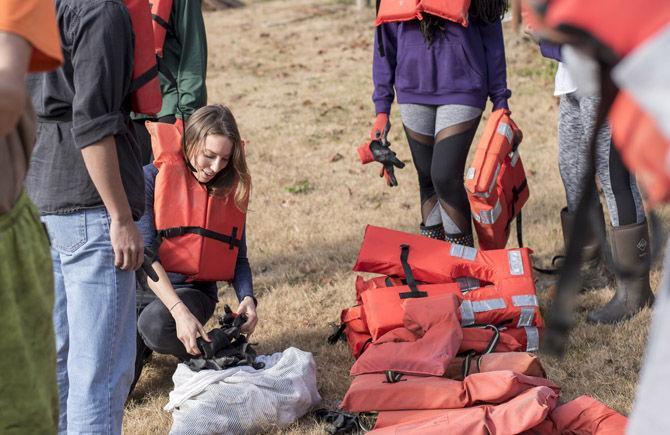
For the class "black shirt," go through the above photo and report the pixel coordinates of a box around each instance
[26,0,144,219]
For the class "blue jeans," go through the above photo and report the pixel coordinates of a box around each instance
[43,208,136,434]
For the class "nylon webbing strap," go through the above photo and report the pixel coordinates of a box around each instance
[151,13,175,37]
[384,370,404,383]
[398,244,428,299]
[129,65,159,93]
[483,325,500,354]
[159,225,241,249]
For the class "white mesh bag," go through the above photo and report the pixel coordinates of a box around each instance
[165,347,320,434]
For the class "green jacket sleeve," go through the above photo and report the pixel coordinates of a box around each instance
[173,0,207,117]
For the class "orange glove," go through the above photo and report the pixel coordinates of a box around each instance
[357,114,405,187]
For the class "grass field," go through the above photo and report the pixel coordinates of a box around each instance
[123,1,666,432]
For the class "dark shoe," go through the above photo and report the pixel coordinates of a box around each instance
[129,332,153,395]
[420,223,445,240]
[587,220,654,324]
[559,206,612,289]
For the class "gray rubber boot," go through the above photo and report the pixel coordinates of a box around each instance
[420,223,445,240]
[587,220,654,324]
[560,206,612,289]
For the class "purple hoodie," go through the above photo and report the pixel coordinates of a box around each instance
[373,18,511,114]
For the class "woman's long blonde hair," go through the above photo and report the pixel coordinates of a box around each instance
[182,105,251,210]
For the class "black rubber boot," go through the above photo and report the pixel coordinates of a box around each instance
[129,332,153,396]
[587,220,654,324]
[420,223,445,240]
[445,232,474,247]
[560,206,612,289]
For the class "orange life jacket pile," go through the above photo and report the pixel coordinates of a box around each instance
[332,225,628,433]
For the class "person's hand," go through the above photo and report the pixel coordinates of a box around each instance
[237,296,258,335]
[523,25,540,43]
[369,113,390,141]
[109,216,143,271]
[172,302,210,356]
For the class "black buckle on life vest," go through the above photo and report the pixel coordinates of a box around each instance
[398,244,428,299]
[383,370,405,384]
[158,225,242,250]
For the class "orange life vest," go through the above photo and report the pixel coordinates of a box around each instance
[539,1,670,207]
[375,0,471,27]
[370,386,558,434]
[353,225,535,288]
[350,294,463,377]
[542,0,670,59]
[609,92,670,206]
[124,0,162,115]
[341,370,558,412]
[465,109,529,250]
[445,351,546,380]
[147,121,247,281]
[530,395,628,435]
[150,0,174,58]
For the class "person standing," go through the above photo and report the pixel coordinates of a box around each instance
[0,1,62,433]
[363,0,511,246]
[538,40,652,323]
[132,0,208,165]
[26,0,145,432]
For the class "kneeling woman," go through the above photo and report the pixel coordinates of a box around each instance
[137,105,257,362]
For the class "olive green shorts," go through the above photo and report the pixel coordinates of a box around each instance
[0,192,57,434]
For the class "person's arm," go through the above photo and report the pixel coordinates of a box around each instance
[231,230,257,334]
[372,23,399,115]
[174,0,207,117]
[70,3,143,271]
[539,40,562,62]
[478,19,512,111]
[0,32,30,136]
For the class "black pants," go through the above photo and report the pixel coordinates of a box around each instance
[137,287,217,360]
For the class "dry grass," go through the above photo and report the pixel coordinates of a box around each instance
[123,0,668,433]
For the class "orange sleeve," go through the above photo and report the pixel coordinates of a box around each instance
[0,0,63,72]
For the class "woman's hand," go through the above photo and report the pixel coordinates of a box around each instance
[237,296,258,335]
[171,302,210,356]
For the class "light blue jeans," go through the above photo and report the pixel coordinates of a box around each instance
[43,207,136,435]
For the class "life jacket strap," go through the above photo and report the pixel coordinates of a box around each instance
[398,244,428,299]
[384,370,405,383]
[158,225,241,249]
[129,64,159,93]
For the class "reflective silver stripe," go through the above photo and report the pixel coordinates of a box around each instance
[472,163,502,199]
[460,301,475,326]
[466,167,476,180]
[508,250,524,275]
[450,244,477,261]
[462,246,477,261]
[525,326,540,352]
[474,199,502,225]
[497,122,514,143]
[472,298,506,312]
[510,150,520,167]
[456,277,481,292]
[512,295,539,307]
[517,307,535,327]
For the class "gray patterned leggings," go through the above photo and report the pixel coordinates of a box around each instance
[558,93,645,227]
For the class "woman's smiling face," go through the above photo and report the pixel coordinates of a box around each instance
[189,134,234,183]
